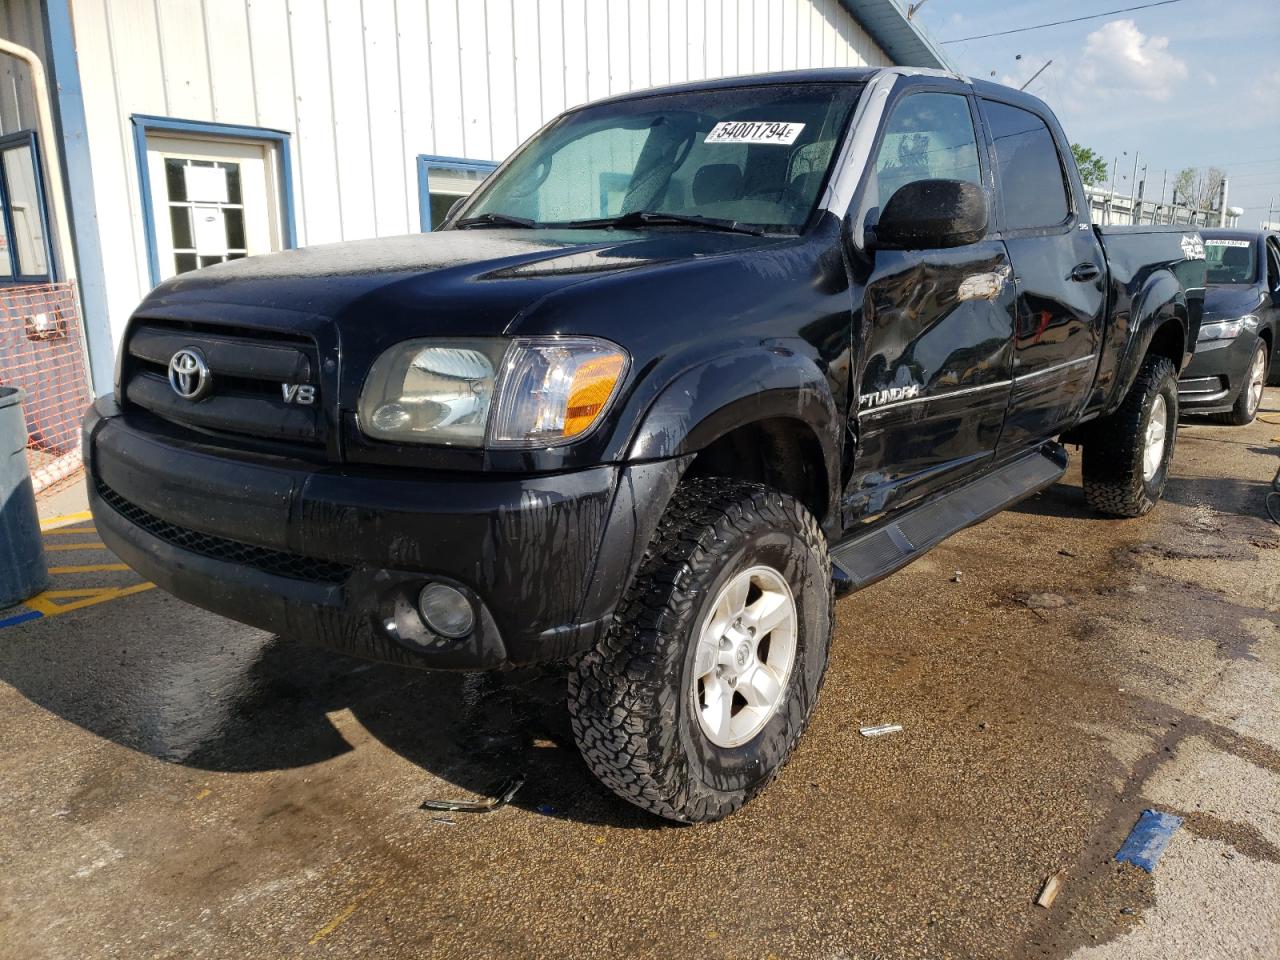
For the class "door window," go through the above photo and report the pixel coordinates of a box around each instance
[163,158,247,274]
[145,135,282,282]
[865,92,982,215]
[982,100,1071,231]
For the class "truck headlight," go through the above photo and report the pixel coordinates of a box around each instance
[1199,315,1256,341]
[358,336,627,447]
[358,339,506,446]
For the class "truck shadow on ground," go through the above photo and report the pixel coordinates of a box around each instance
[0,606,659,828]
[187,637,661,827]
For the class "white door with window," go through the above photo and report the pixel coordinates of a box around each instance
[145,136,283,280]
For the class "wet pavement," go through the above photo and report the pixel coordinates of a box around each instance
[1,393,1278,960]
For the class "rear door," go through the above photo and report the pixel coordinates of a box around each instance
[1265,236,1280,378]
[979,99,1107,453]
[844,84,1016,522]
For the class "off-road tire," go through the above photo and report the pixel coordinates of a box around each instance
[568,478,832,823]
[1082,355,1178,518]
[1210,340,1268,426]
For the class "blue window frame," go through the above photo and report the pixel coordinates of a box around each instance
[0,130,57,283]
[131,115,297,287]
[417,155,498,231]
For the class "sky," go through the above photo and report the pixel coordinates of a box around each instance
[910,0,1280,224]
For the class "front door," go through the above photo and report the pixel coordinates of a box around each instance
[845,88,1017,524]
[145,135,283,281]
[979,99,1107,452]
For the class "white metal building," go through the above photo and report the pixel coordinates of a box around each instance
[0,0,953,393]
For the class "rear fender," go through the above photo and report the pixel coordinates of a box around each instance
[1097,271,1188,416]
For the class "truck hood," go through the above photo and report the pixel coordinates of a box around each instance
[137,228,785,332]
[1202,283,1266,321]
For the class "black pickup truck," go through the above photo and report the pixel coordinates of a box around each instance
[84,68,1204,822]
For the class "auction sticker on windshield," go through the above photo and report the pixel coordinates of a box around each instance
[705,121,805,145]
[1204,239,1251,247]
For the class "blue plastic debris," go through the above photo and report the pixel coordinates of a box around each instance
[1116,809,1183,872]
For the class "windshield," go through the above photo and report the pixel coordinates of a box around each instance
[455,83,863,233]
[1204,238,1257,284]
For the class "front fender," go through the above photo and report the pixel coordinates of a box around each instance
[625,346,842,518]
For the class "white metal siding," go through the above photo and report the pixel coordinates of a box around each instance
[63,0,890,349]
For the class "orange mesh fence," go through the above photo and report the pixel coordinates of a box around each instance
[0,281,92,498]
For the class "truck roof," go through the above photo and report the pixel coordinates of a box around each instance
[569,67,1057,122]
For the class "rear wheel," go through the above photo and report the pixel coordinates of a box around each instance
[1082,355,1178,517]
[568,478,832,823]
[1211,339,1268,426]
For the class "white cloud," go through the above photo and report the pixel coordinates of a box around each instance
[1074,19,1188,102]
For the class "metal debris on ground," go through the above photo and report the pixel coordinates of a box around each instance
[859,723,903,738]
[951,570,962,583]
[1036,869,1066,909]
[1115,809,1183,872]
[419,775,526,814]
[429,816,456,826]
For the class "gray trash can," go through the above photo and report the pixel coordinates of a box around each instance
[0,386,48,608]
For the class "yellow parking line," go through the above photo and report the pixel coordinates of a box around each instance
[47,563,130,574]
[40,510,93,531]
[44,542,107,552]
[43,526,98,536]
[309,882,384,946]
[25,583,155,617]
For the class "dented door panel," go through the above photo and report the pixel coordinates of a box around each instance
[844,242,1016,522]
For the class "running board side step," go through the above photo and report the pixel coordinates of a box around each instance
[830,443,1068,590]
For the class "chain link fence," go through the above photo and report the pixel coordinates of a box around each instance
[0,281,92,498]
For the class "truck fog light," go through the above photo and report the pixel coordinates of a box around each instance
[418,583,474,638]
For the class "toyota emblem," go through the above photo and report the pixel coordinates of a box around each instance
[168,347,212,401]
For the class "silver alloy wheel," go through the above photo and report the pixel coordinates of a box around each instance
[1246,344,1266,418]
[1143,393,1168,482]
[690,565,798,748]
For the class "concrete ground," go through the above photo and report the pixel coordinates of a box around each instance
[1,394,1278,960]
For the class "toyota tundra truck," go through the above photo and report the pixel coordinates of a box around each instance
[84,68,1205,822]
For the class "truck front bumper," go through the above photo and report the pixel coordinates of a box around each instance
[84,398,683,670]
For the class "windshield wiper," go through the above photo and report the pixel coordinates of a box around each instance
[558,211,765,237]
[454,212,538,229]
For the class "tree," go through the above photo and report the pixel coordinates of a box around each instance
[1173,166,1226,210]
[1202,167,1226,210]
[1173,168,1197,206]
[1071,144,1108,187]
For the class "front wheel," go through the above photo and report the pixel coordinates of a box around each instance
[1212,339,1268,426]
[1082,355,1179,517]
[568,478,832,823]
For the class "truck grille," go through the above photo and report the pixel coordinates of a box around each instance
[123,319,324,447]
[95,478,353,584]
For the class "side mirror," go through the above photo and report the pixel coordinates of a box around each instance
[871,179,988,251]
